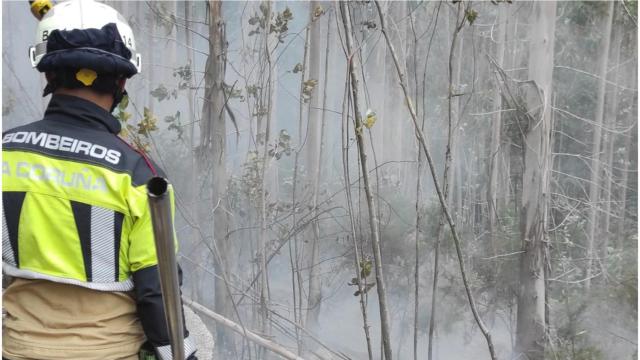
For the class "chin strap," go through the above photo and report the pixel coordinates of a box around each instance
[111,88,126,113]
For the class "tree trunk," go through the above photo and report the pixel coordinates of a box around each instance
[601,3,622,268]
[340,3,394,359]
[429,5,464,359]
[258,0,274,341]
[305,1,329,333]
[487,4,507,246]
[514,2,556,359]
[200,0,231,353]
[184,2,199,304]
[290,6,312,350]
[615,38,637,247]
[586,1,614,290]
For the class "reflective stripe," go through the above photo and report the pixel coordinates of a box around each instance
[2,192,26,267]
[2,208,15,266]
[155,336,197,360]
[90,206,116,282]
[3,263,133,291]
[34,42,47,58]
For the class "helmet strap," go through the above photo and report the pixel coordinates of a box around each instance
[110,78,127,112]
[111,88,127,113]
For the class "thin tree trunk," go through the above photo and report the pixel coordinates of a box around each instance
[410,3,427,358]
[306,4,330,333]
[373,1,497,359]
[341,42,374,360]
[200,0,232,354]
[450,18,464,224]
[430,5,463,359]
[586,1,614,290]
[414,145,423,360]
[259,0,274,340]
[184,5,196,196]
[488,5,507,247]
[340,3,393,359]
[290,10,311,352]
[615,38,637,246]
[514,2,556,359]
[601,3,622,270]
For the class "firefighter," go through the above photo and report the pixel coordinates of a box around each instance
[2,1,197,359]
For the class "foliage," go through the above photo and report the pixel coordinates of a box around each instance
[148,62,200,140]
[267,130,293,160]
[271,7,293,41]
[151,84,177,102]
[238,150,264,205]
[138,107,158,136]
[364,109,377,129]
[115,96,155,153]
[623,0,638,25]
[313,5,325,21]
[248,4,294,43]
[173,64,193,90]
[228,129,294,213]
[464,9,478,25]
[222,82,244,101]
[164,111,183,140]
[301,79,318,102]
[292,63,303,74]
[246,85,260,99]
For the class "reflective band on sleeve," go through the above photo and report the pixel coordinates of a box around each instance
[91,206,116,282]
[155,336,197,360]
[2,208,15,266]
[2,192,26,267]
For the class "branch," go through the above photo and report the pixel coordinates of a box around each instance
[554,65,638,92]
[184,298,304,360]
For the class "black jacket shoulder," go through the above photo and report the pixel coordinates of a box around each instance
[2,95,165,187]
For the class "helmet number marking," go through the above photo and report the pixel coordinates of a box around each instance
[42,30,49,42]
[122,35,132,47]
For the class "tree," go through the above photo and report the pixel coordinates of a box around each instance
[340,2,394,359]
[305,0,328,333]
[429,3,466,359]
[487,4,508,244]
[601,3,623,266]
[514,2,557,359]
[198,0,232,353]
[585,1,615,288]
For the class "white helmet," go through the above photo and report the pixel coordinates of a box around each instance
[29,0,141,74]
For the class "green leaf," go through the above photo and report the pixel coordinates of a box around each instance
[150,85,170,102]
[465,9,478,25]
[118,95,129,110]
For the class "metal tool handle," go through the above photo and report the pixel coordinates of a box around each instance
[147,177,185,360]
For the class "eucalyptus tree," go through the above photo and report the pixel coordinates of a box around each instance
[514,2,556,359]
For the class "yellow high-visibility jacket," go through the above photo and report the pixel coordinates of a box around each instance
[2,94,196,360]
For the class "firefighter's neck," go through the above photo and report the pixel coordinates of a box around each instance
[55,88,114,112]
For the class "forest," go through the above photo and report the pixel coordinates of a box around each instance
[2,1,638,359]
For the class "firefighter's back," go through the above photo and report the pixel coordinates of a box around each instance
[1,95,157,359]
